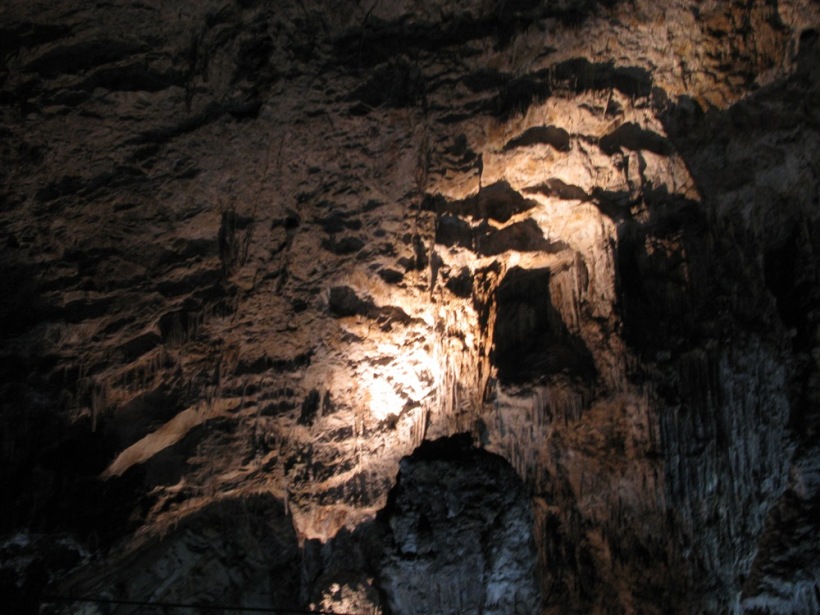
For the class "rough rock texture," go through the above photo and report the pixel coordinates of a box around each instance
[1,0,819,613]
[49,495,303,612]
[380,435,540,615]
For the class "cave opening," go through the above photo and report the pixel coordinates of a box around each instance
[492,267,595,383]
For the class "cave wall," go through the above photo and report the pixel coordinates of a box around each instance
[1,1,819,613]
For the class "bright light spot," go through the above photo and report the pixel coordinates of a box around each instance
[361,339,438,422]
[368,376,404,421]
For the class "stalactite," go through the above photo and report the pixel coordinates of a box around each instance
[90,379,110,432]
[410,404,428,449]
[659,339,792,598]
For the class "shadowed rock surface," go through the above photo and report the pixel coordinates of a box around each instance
[380,435,540,615]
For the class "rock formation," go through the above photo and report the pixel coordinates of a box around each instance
[1,0,818,613]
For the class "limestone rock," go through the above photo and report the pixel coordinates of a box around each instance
[1,0,819,613]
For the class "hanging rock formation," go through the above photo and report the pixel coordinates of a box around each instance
[1,0,819,613]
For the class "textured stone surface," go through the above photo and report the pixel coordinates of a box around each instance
[1,1,819,613]
[380,435,540,615]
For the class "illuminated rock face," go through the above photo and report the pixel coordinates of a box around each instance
[1,1,819,613]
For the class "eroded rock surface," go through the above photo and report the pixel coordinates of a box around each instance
[380,435,540,615]
[1,0,819,613]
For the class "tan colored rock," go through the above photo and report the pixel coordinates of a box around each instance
[1,1,818,613]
